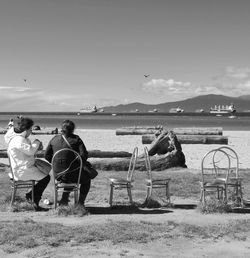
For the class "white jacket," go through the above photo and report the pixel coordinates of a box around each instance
[4,127,45,181]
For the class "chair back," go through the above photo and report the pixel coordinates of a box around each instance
[144,147,152,182]
[126,147,138,182]
[217,146,239,179]
[51,148,83,185]
[201,148,230,185]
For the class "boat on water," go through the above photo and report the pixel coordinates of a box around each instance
[80,106,98,113]
[169,107,184,113]
[148,108,158,113]
[209,103,236,114]
[195,109,204,113]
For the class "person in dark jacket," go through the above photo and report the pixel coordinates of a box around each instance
[44,120,90,206]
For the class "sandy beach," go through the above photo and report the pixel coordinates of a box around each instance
[1,129,250,169]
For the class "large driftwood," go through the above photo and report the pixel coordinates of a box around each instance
[116,127,223,136]
[142,134,228,145]
[0,150,132,159]
[116,126,163,135]
[172,127,223,135]
[91,151,186,171]
[0,128,59,135]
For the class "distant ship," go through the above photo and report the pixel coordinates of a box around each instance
[169,107,184,113]
[209,104,236,114]
[80,105,98,113]
[195,109,204,113]
[148,108,158,113]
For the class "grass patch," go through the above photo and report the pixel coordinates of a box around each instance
[1,218,250,253]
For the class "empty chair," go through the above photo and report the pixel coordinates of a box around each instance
[108,147,138,206]
[200,148,230,204]
[216,146,243,205]
[7,153,35,207]
[144,147,171,204]
[51,148,83,209]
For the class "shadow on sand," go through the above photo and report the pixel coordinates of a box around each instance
[87,205,173,215]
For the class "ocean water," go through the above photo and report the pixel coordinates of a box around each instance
[0,113,250,131]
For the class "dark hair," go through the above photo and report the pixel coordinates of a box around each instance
[61,120,75,136]
[15,117,34,133]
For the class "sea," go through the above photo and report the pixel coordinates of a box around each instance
[0,113,250,131]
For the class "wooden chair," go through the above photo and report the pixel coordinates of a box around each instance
[144,147,171,204]
[215,146,243,206]
[51,148,83,209]
[200,148,230,204]
[7,153,35,207]
[108,147,138,206]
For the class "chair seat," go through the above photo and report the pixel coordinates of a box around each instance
[145,178,171,186]
[56,182,78,187]
[109,178,131,185]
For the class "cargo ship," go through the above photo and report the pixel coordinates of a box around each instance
[209,104,236,114]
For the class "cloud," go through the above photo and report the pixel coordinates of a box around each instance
[142,79,191,94]
[226,66,250,79]
[0,84,123,111]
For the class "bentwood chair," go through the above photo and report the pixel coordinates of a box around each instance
[200,148,230,204]
[215,146,243,206]
[108,147,138,206]
[51,148,83,209]
[7,152,35,207]
[144,147,171,204]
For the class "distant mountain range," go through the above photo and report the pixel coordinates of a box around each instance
[102,94,250,113]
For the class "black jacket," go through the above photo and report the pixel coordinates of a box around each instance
[45,134,89,182]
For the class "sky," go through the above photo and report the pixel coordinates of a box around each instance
[0,0,250,111]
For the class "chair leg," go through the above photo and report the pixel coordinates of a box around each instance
[109,184,114,206]
[31,181,35,204]
[54,186,58,209]
[10,187,16,207]
[166,181,170,203]
[127,185,133,205]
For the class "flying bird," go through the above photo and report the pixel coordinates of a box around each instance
[23,79,27,82]
[144,74,150,78]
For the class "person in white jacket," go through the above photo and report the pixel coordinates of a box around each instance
[5,117,50,211]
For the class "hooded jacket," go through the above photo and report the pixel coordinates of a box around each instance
[4,127,46,181]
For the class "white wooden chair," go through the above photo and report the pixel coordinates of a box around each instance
[215,146,243,206]
[200,148,230,204]
[144,147,171,204]
[108,147,138,206]
[51,148,83,209]
[7,153,35,207]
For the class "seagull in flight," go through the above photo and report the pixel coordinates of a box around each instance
[144,74,150,78]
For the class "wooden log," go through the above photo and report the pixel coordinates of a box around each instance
[0,149,132,159]
[116,128,162,135]
[0,128,59,135]
[116,127,222,136]
[91,151,187,171]
[142,134,228,145]
[173,127,223,135]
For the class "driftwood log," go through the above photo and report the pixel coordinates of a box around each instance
[142,134,228,145]
[0,128,59,135]
[116,125,163,135]
[0,150,132,159]
[91,151,186,171]
[116,127,223,136]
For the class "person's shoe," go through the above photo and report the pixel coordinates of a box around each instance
[33,204,49,212]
